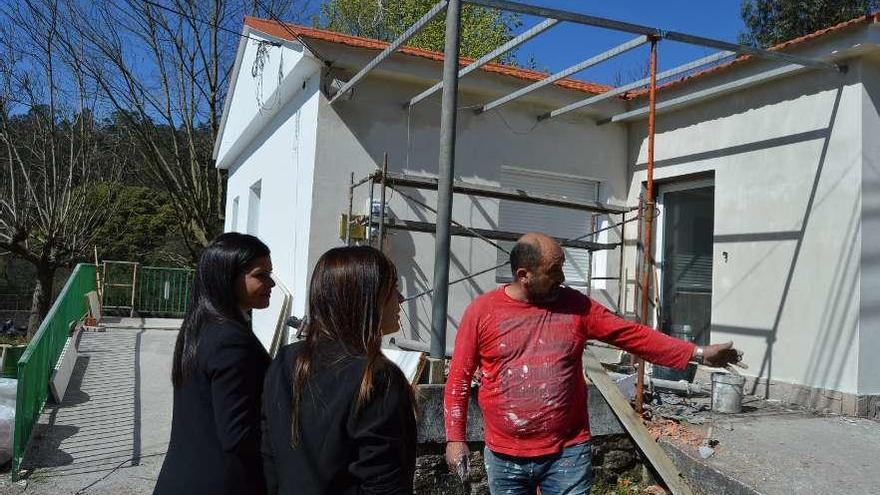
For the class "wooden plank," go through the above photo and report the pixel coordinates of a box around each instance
[50,331,80,403]
[583,348,694,495]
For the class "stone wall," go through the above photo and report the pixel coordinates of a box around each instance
[414,384,644,492]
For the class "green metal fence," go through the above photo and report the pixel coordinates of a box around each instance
[100,263,194,318]
[12,263,95,478]
[135,266,193,317]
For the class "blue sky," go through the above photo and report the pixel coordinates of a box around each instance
[489,1,747,86]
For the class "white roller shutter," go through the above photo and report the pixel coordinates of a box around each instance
[497,167,600,286]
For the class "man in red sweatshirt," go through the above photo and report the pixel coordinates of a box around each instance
[444,232,742,494]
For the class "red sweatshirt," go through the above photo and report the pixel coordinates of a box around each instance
[443,286,695,457]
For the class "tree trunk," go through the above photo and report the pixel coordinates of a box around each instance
[26,266,55,339]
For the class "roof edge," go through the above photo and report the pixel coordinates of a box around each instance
[626,12,880,99]
[242,16,611,96]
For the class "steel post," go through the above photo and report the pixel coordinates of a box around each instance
[429,0,462,360]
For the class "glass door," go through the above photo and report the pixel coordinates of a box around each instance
[657,183,714,346]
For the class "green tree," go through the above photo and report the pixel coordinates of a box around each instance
[316,0,521,61]
[91,185,180,266]
[740,0,879,47]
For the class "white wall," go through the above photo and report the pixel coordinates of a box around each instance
[311,72,630,351]
[216,32,305,162]
[859,55,880,394]
[626,55,869,394]
[223,45,322,348]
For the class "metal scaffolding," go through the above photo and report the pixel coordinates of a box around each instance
[344,167,635,305]
[328,0,845,412]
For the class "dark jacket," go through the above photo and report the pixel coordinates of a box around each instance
[261,341,417,495]
[154,320,270,495]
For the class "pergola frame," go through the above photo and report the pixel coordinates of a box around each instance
[325,0,846,412]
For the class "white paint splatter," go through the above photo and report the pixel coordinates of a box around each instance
[505,412,528,428]
[522,364,529,374]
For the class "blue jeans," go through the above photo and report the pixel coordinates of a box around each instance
[483,441,593,495]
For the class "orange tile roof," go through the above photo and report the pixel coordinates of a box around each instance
[243,16,611,95]
[626,12,880,99]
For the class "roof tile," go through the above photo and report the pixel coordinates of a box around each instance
[243,16,611,96]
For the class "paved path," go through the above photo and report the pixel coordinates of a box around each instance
[660,397,880,495]
[1,321,178,494]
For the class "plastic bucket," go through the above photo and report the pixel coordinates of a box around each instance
[711,372,745,413]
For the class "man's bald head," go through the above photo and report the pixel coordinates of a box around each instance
[510,233,562,274]
[508,233,566,303]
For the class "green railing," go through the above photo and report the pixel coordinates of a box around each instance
[101,264,193,318]
[135,266,193,317]
[12,263,95,478]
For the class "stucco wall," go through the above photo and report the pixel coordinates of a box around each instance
[859,55,880,395]
[626,57,869,394]
[222,51,322,348]
[311,73,630,351]
[216,33,305,162]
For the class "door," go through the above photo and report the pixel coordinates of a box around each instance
[657,181,714,346]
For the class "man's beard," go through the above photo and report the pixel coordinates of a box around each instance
[525,282,561,304]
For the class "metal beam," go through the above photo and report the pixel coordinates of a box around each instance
[477,35,648,114]
[408,18,560,107]
[386,173,631,214]
[328,0,448,104]
[463,0,843,72]
[429,0,461,360]
[598,63,807,125]
[384,219,619,250]
[539,50,735,120]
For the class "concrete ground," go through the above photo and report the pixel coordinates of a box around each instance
[658,396,880,495]
[0,319,178,494]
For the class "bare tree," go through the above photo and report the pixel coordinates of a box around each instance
[66,0,310,260]
[0,0,123,337]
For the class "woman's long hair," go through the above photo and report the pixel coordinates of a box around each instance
[290,246,400,445]
[171,232,270,388]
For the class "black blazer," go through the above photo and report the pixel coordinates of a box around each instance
[154,320,270,495]
[261,341,417,495]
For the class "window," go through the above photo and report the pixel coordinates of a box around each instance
[497,167,600,287]
[231,196,240,232]
[247,180,262,236]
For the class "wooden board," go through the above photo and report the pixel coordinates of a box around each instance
[50,331,80,403]
[382,348,427,386]
[583,348,694,495]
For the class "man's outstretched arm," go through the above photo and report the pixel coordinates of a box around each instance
[585,299,743,369]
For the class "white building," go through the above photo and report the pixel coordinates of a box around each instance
[214,14,880,416]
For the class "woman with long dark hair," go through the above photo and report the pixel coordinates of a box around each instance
[155,233,274,495]
[261,246,417,495]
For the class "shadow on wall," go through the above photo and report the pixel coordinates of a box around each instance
[702,85,847,398]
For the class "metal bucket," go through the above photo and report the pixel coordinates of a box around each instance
[711,372,745,413]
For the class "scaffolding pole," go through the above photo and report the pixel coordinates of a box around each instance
[430,0,462,360]
[635,39,659,413]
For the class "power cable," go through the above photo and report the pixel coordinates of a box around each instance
[248,0,332,62]
[139,0,280,47]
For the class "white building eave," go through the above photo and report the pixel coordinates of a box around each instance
[213,26,324,166]
[215,33,324,170]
